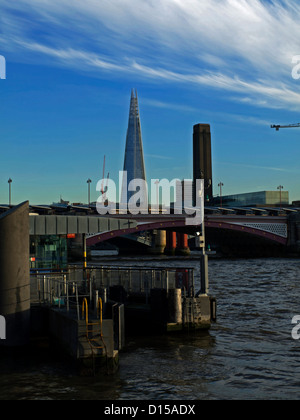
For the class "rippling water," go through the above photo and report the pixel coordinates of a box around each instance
[1,257,300,400]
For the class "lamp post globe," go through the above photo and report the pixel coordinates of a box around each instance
[87,179,92,205]
[8,178,12,206]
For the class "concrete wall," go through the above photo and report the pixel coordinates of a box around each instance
[49,308,116,360]
[0,202,30,346]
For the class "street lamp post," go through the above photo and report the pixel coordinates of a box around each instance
[155,179,159,214]
[277,185,284,210]
[87,179,92,205]
[8,178,12,206]
[218,182,224,207]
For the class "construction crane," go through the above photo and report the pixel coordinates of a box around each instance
[271,123,300,131]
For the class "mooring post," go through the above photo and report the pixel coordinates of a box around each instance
[196,223,209,295]
[200,252,209,295]
[82,233,87,289]
[168,289,182,325]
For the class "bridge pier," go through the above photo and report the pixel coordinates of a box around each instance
[176,233,190,256]
[149,230,167,255]
[288,213,300,255]
[165,231,177,255]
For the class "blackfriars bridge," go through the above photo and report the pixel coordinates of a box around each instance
[0,202,297,251]
[86,212,289,247]
[0,202,299,251]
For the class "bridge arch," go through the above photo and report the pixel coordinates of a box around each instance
[205,220,287,246]
[86,217,288,247]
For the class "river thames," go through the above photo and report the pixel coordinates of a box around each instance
[1,256,300,400]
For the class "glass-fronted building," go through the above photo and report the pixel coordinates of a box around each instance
[120,89,147,205]
[30,235,68,270]
[216,191,289,207]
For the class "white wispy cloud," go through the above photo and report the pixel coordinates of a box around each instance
[2,0,300,110]
[145,154,174,160]
[142,98,198,113]
[219,161,298,174]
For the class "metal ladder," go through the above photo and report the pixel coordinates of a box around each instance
[184,297,202,325]
[192,298,202,323]
[82,298,107,359]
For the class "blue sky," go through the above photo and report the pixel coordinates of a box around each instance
[0,0,300,204]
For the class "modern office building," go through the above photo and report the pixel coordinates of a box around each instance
[120,90,147,205]
[216,191,289,207]
[193,124,213,204]
[30,235,68,269]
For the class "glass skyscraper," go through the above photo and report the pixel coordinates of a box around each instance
[120,89,147,206]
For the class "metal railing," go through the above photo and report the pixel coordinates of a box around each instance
[69,266,195,298]
[30,271,86,320]
[30,266,195,316]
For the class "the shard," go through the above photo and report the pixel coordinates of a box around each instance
[120,89,147,206]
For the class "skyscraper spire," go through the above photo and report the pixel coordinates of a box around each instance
[121,90,147,205]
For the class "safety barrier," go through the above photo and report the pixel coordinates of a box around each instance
[30,265,196,314]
